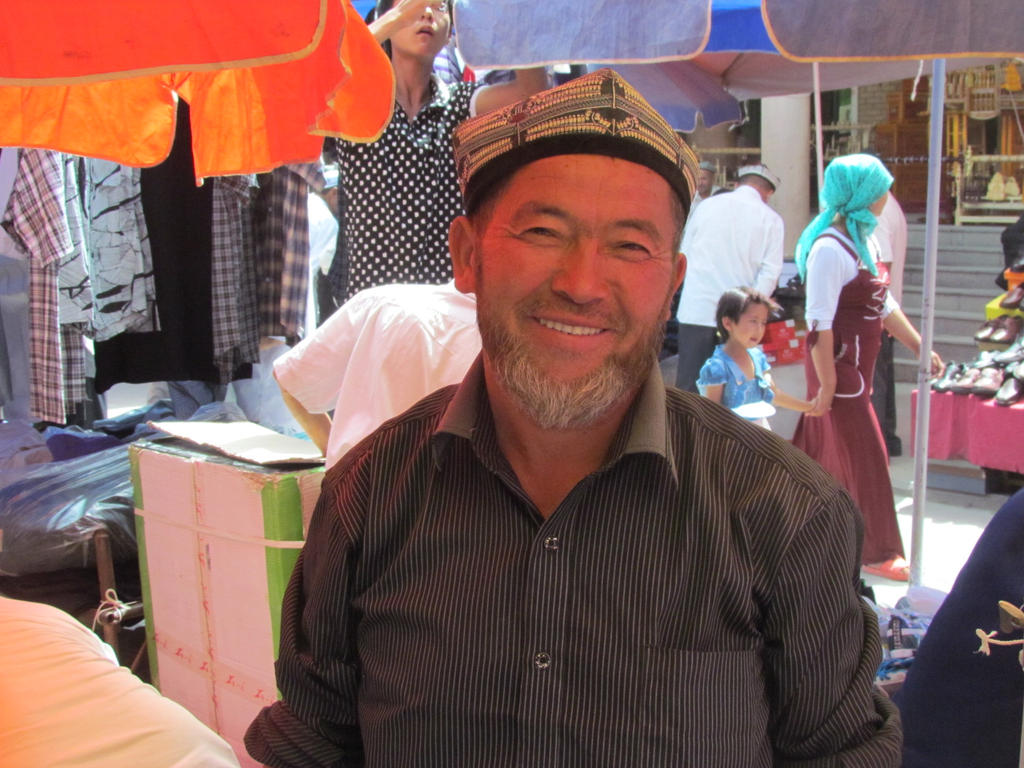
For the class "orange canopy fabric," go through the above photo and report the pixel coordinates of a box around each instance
[1,0,329,84]
[0,0,393,178]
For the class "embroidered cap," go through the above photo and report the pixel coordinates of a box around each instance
[698,160,716,173]
[737,163,781,190]
[452,68,698,214]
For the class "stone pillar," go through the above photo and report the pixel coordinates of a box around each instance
[761,94,812,257]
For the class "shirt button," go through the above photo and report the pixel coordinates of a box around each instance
[543,536,560,551]
[534,652,552,670]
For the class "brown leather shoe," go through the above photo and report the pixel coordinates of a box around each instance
[995,375,1024,406]
[1000,283,1024,310]
[975,316,1003,342]
[990,315,1024,345]
[950,366,986,394]
[972,366,1005,397]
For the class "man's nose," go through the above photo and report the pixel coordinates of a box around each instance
[550,242,607,305]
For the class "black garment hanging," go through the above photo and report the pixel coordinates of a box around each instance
[94,101,251,391]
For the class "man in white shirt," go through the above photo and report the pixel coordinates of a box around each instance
[870,191,908,456]
[274,281,481,468]
[674,163,785,391]
[686,160,722,220]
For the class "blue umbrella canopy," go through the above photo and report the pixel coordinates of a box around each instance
[452,0,1000,131]
[763,0,1023,61]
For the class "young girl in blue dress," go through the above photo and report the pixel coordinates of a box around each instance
[697,287,815,427]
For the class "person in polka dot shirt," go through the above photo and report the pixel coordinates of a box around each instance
[327,0,547,303]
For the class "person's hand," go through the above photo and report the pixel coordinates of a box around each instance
[370,0,447,42]
[806,391,833,418]
[927,350,944,379]
[388,0,445,28]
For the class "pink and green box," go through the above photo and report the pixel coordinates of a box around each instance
[131,440,324,767]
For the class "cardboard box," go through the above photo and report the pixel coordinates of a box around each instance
[763,336,806,365]
[132,438,324,768]
[761,318,798,346]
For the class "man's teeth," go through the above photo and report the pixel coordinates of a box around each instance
[538,318,602,336]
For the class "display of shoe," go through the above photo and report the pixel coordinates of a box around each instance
[974,316,1003,342]
[950,366,986,394]
[1000,284,1024,310]
[995,375,1024,406]
[989,315,1024,345]
[862,557,910,582]
[993,335,1024,364]
[1012,359,1024,380]
[931,362,965,392]
[971,366,1005,397]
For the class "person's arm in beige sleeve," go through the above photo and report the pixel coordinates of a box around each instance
[276,370,332,456]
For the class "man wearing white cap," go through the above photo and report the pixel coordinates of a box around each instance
[687,159,721,219]
[675,162,784,391]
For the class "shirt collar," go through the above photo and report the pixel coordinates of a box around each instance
[433,355,677,483]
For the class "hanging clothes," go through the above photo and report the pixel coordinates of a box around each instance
[58,155,90,413]
[253,163,321,341]
[81,159,159,341]
[1,149,74,424]
[210,175,260,383]
[0,149,28,416]
[93,101,251,392]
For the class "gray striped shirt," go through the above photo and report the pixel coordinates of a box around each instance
[247,358,901,767]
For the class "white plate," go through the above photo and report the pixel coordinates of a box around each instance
[732,401,777,420]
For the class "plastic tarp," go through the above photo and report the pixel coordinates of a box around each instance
[0,447,135,577]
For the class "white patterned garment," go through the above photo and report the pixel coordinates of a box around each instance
[83,159,159,341]
[56,155,90,325]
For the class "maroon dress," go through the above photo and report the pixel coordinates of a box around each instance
[792,234,904,565]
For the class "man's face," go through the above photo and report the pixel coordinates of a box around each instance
[697,168,714,197]
[390,2,451,61]
[450,155,685,429]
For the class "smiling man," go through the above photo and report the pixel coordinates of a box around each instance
[247,70,901,768]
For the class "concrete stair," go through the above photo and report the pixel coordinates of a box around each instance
[896,223,1007,381]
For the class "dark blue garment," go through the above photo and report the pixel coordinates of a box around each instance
[43,426,122,461]
[894,488,1024,767]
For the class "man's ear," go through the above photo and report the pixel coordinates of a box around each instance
[673,252,686,290]
[449,215,478,294]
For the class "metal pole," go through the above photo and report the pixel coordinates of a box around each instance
[812,62,825,195]
[909,59,946,587]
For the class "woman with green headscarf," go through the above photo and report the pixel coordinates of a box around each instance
[791,154,942,583]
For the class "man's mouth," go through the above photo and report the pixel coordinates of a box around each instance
[537,318,604,337]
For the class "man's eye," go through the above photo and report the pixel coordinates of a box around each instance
[521,227,561,240]
[611,242,652,260]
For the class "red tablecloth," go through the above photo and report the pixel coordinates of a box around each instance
[911,389,1024,473]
